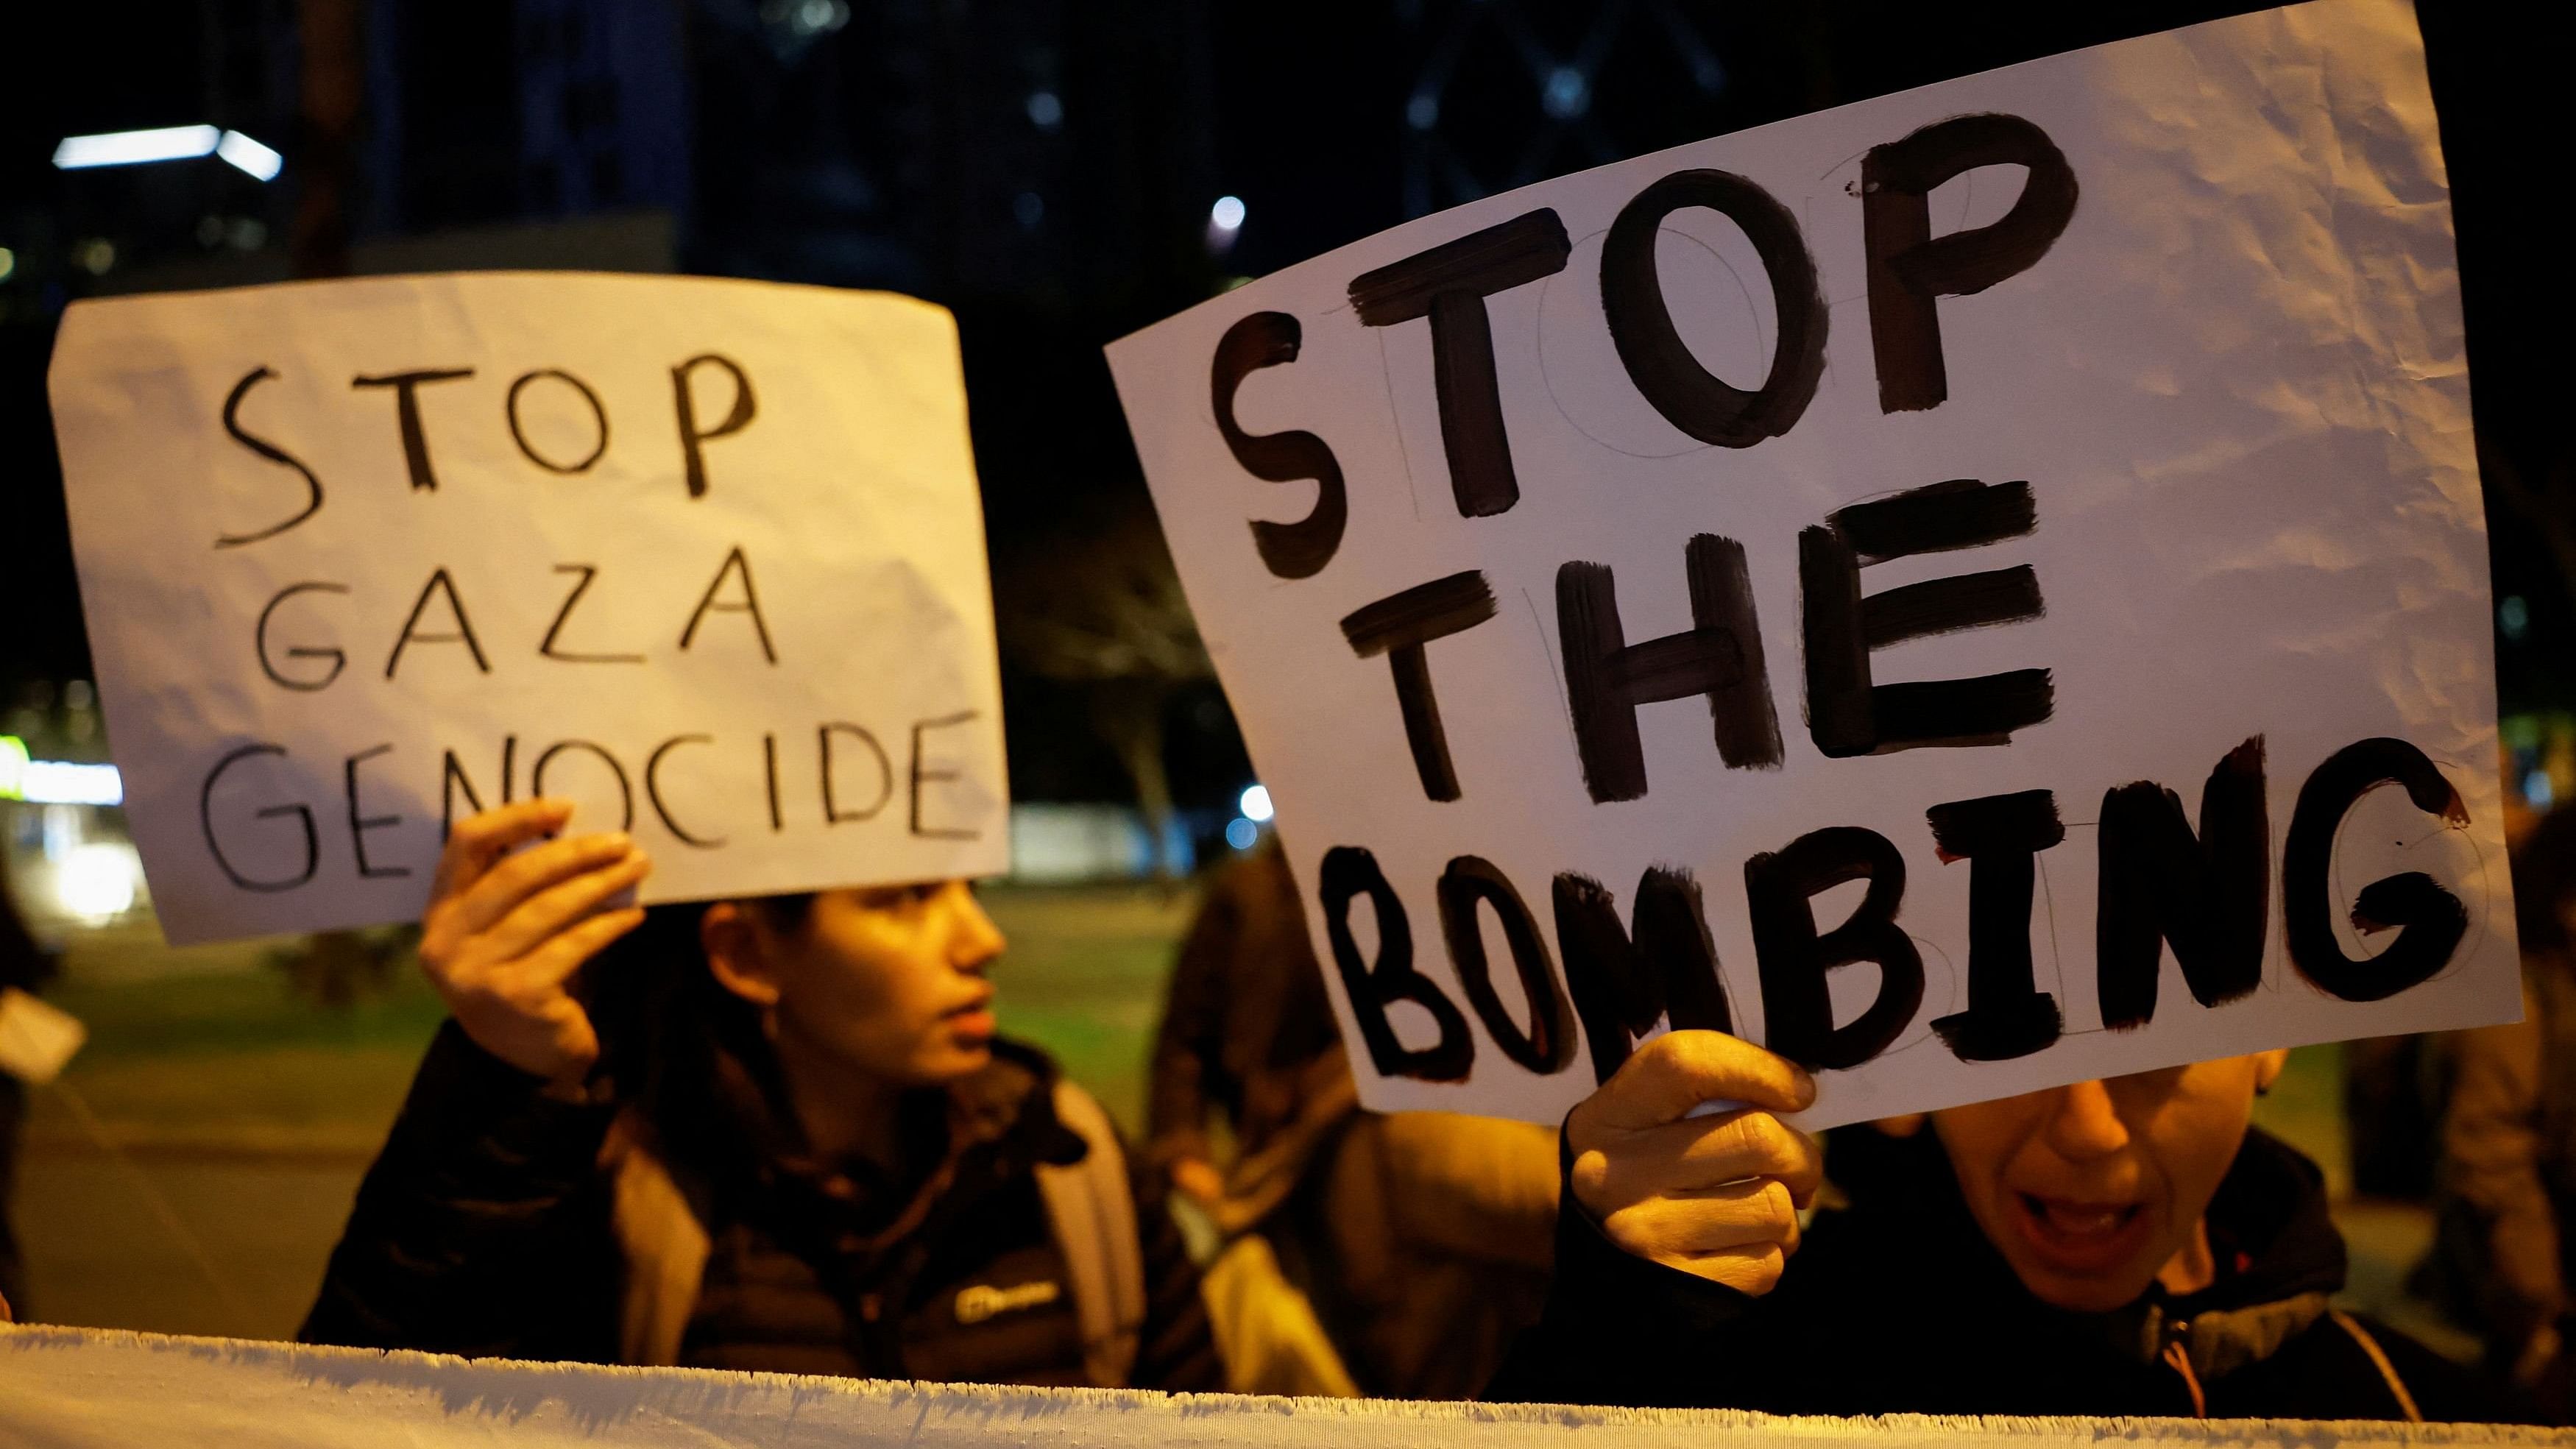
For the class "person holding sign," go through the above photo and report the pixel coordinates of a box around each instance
[300,801,1220,1389]
[1486,1030,2509,1420]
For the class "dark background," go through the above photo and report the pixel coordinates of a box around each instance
[2,0,2566,820]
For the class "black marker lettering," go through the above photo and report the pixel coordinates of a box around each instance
[216,366,325,547]
[645,734,723,848]
[351,367,474,492]
[763,732,783,832]
[1601,169,1827,447]
[442,737,517,837]
[1924,790,2063,1062]
[1802,479,2048,757]
[1319,846,1473,1081]
[344,744,411,879]
[384,568,492,679]
[1745,826,1922,1071]
[200,743,318,892]
[255,582,350,691]
[1436,855,1576,1074]
[531,740,634,832]
[506,369,609,474]
[670,353,756,499]
[821,723,894,824]
[908,711,980,840]
[1211,312,1347,580]
[2284,737,2469,1002]
[542,564,645,663]
[1553,867,1735,1084]
[679,545,776,663]
[1340,570,1497,801]
[1560,534,1780,804]
[1348,209,1571,517]
[1863,113,2080,413]
[2096,737,2269,1029]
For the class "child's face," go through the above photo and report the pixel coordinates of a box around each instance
[1930,1052,2288,1312]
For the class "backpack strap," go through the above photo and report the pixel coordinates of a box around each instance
[1034,1080,1147,1387]
[2329,1309,2424,1423]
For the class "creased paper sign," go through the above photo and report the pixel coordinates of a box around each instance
[1108,0,2517,1129]
[52,273,1008,945]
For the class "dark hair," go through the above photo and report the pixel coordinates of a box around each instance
[587,893,818,1155]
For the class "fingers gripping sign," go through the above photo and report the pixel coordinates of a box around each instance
[420,799,651,1089]
[1566,1030,1821,1294]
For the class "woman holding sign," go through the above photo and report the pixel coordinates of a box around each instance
[1487,1032,2513,1420]
[300,800,1220,1389]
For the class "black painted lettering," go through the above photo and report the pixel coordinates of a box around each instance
[255,582,350,691]
[1348,210,1571,517]
[542,564,645,664]
[441,737,517,837]
[1553,867,1735,1084]
[1210,312,1347,580]
[1560,534,1781,803]
[1924,790,2063,1062]
[645,734,723,848]
[679,545,777,663]
[763,732,783,832]
[1744,826,1922,1070]
[1802,479,2049,757]
[1318,846,1473,1081]
[670,353,756,499]
[199,743,319,892]
[2096,737,2269,1030]
[531,740,634,832]
[216,366,325,547]
[506,369,610,474]
[1340,570,1498,801]
[1600,169,1827,447]
[351,367,474,492]
[344,744,411,879]
[1436,855,1576,1074]
[821,723,894,824]
[908,711,980,840]
[2284,737,2470,1002]
[1863,113,2080,413]
[384,568,492,679]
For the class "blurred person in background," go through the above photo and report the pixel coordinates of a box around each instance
[2421,803,2576,1419]
[1147,835,1558,1399]
[302,800,1220,1389]
[0,851,58,1320]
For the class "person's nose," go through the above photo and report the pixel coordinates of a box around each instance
[944,882,1007,974]
[2040,1078,2132,1162]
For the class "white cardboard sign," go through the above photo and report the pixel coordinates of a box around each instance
[52,273,1008,945]
[1109,0,2519,1128]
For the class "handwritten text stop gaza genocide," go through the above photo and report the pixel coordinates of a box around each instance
[199,351,983,896]
[1213,113,2475,1083]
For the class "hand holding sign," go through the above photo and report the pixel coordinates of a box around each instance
[417,800,648,1088]
[1567,1030,1820,1294]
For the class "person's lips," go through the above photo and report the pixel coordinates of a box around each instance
[2009,1190,2154,1275]
[944,993,997,1044]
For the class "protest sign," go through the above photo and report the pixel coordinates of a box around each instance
[51,273,1008,945]
[1108,0,2518,1128]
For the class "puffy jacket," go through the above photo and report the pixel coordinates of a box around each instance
[1490,1125,2510,1421]
[302,1021,1220,1389]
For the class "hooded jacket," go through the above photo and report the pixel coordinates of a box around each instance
[1489,1126,2505,1421]
[302,1021,1220,1389]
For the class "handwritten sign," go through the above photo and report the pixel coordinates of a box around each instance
[52,273,1008,945]
[1108,0,2519,1128]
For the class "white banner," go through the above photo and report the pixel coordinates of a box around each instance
[50,273,1008,944]
[1108,0,2516,1127]
[0,1324,2554,1448]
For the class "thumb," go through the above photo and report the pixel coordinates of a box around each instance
[1590,1030,1814,1133]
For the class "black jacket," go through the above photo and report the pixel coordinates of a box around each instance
[1490,1126,2510,1421]
[302,1021,1220,1389]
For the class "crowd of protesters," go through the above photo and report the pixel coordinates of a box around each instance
[118,768,2533,1424]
